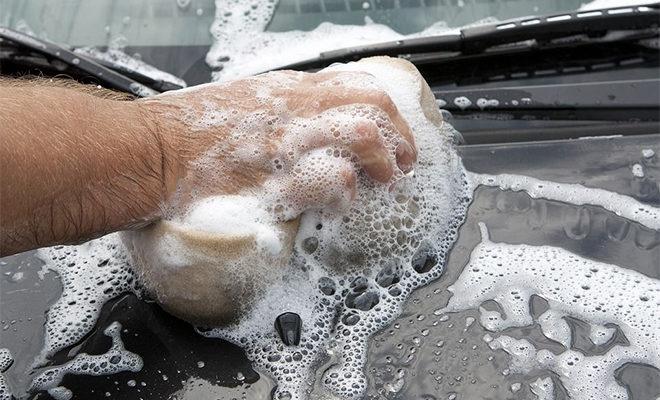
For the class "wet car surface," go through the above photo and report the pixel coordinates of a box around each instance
[2,133,658,400]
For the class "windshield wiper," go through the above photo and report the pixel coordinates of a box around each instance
[72,47,187,92]
[0,27,171,97]
[277,3,660,72]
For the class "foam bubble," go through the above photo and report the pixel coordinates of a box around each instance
[631,163,645,178]
[0,348,13,400]
[0,349,11,372]
[579,0,657,11]
[29,56,657,400]
[197,59,471,399]
[642,148,655,159]
[529,377,555,400]
[476,98,499,109]
[468,172,660,230]
[35,236,140,364]
[453,96,472,110]
[47,386,73,400]
[206,1,462,80]
[176,0,191,10]
[30,322,142,394]
[442,222,660,400]
[590,324,616,346]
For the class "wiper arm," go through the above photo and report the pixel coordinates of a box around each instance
[277,3,660,71]
[0,27,158,97]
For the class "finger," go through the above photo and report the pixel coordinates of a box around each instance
[276,72,418,168]
[349,122,394,183]
[371,110,416,174]
[298,86,417,156]
[355,89,416,152]
[396,141,415,174]
[279,117,395,184]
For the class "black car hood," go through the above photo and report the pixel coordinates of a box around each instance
[1,134,658,400]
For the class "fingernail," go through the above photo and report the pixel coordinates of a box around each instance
[396,142,415,173]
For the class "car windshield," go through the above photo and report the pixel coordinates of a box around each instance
[0,0,622,83]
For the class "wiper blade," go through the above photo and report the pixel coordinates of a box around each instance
[73,47,186,92]
[0,27,158,97]
[278,3,660,71]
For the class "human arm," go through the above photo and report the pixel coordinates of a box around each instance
[0,71,416,256]
[0,84,180,255]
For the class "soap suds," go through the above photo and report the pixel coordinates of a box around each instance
[35,235,140,364]
[631,163,645,178]
[0,349,12,400]
[529,376,555,400]
[442,222,660,400]
[467,172,660,230]
[453,96,472,110]
[198,59,471,399]
[176,0,192,10]
[580,0,659,11]
[28,57,659,399]
[47,386,73,400]
[206,0,493,81]
[476,98,499,109]
[589,324,616,346]
[181,195,284,255]
[642,148,655,159]
[30,322,142,393]
[35,57,471,399]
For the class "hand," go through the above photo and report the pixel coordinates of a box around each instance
[143,70,417,220]
[0,71,415,255]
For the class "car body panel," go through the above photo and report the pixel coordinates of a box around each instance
[1,134,658,399]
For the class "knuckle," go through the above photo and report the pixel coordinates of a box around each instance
[354,119,379,140]
[373,91,396,112]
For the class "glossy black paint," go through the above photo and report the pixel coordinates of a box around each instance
[1,134,658,399]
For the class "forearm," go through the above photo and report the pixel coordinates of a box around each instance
[0,85,181,256]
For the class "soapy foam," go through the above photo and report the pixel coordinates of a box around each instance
[440,222,660,400]
[182,195,284,255]
[476,98,500,109]
[158,70,412,225]
[642,148,655,159]
[580,0,660,11]
[34,57,470,399]
[467,172,660,230]
[47,386,73,400]
[529,376,555,400]
[35,235,140,364]
[30,321,142,393]
[0,349,12,400]
[206,1,470,81]
[197,59,471,399]
[27,56,658,400]
[453,96,472,110]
